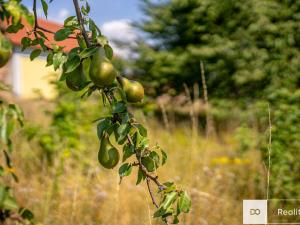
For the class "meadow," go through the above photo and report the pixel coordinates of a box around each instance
[8,94,267,225]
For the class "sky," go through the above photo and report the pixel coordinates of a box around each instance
[22,0,146,57]
[22,0,143,24]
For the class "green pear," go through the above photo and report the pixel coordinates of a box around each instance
[89,50,117,87]
[120,77,144,103]
[65,64,87,91]
[98,135,120,169]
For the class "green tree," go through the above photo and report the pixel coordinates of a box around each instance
[134,0,300,98]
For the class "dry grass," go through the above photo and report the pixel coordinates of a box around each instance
[7,105,267,225]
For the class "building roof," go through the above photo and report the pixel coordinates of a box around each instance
[4,18,78,52]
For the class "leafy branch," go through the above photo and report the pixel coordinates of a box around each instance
[0,0,192,224]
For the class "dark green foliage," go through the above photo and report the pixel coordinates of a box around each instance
[135,0,300,98]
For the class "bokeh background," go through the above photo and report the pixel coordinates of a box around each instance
[1,0,300,224]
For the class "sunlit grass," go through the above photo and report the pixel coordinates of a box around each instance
[9,104,266,225]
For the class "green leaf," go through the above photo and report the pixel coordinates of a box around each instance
[68,47,81,57]
[161,149,167,165]
[85,2,90,14]
[139,136,149,149]
[178,191,191,213]
[159,191,177,212]
[133,131,143,149]
[115,87,127,103]
[64,55,80,73]
[40,0,48,18]
[141,151,160,172]
[136,168,146,185]
[116,123,131,144]
[122,144,135,162]
[112,102,126,114]
[8,104,24,126]
[173,215,179,224]
[118,163,132,177]
[21,37,31,51]
[81,2,90,15]
[46,52,54,67]
[54,28,73,41]
[104,44,113,60]
[153,207,167,218]
[97,119,111,139]
[96,35,108,46]
[53,52,65,70]
[30,49,41,61]
[64,16,77,27]
[135,123,147,137]
[19,208,34,220]
[3,195,18,210]
[6,23,24,33]
[36,30,48,40]
[0,166,3,176]
[79,46,99,59]
[161,182,176,193]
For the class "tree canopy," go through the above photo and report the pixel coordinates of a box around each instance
[134,0,300,99]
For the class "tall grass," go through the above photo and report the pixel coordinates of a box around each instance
[4,99,267,225]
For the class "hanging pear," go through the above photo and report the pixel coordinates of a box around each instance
[65,64,87,91]
[120,77,144,103]
[89,50,117,87]
[98,134,120,169]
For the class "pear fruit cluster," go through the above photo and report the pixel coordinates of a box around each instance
[88,49,144,103]
[63,49,146,169]
[65,49,145,105]
[0,32,13,68]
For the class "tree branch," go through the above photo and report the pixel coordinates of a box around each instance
[72,0,90,47]
[146,177,159,208]
[33,0,76,39]
[103,91,166,206]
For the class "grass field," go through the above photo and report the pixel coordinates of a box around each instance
[5,99,268,225]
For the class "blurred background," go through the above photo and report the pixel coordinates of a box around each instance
[1,0,300,224]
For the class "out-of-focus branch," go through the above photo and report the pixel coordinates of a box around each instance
[72,0,90,47]
[33,0,76,39]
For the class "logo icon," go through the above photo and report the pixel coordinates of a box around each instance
[250,209,261,215]
[243,200,267,224]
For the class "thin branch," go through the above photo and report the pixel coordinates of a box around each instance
[200,61,214,138]
[33,0,38,30]
[72,0,90,47]
[266,103,272,200]
[33,0,76,41]
[146,177,159,208]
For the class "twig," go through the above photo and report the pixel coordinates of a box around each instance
[266,103,272,200]
[33,0,76,41]
[146,177,159,208]
[72,0,90,47]
[200,61,214,138]
[183,83,197,137]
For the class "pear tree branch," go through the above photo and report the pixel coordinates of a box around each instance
[33,0,76,39]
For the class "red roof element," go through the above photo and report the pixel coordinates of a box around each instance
[5,18,78,52]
